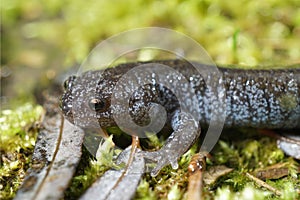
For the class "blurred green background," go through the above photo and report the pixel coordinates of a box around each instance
[1,0,300,106]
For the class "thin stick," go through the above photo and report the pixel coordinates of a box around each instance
[187,152,208,200]
[245,172,282,196]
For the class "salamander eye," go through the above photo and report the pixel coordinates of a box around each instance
[63,76,77,90]
[88,98,108,112]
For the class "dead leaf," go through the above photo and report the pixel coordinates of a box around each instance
[14,112,85,200]
[80,146,145,200]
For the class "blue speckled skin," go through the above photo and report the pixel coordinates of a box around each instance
[61,59,300,175]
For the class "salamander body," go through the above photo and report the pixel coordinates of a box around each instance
[61,60,300,176]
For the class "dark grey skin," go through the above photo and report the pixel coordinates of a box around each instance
[61,59,300,176]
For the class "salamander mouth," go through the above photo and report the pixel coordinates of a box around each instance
[60,91,74,123]
[60,75,78,123]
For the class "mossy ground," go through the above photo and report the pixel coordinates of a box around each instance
[0,103,43,199]
[63,129,299,200]
[1,0,300,199]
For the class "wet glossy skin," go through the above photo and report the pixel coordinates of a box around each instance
[61,59,300,176]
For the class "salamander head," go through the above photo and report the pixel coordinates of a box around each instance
[60,70,118,129]
[60,62,174,131]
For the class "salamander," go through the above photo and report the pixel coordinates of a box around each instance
[61,59,300,176]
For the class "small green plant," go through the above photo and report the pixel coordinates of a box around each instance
[0,103,43,199]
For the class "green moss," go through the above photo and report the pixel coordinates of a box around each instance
[135,179,157,200]
[215,185,271,200]
[135,131,300,200]
[204,132,299,199]
[0,103,43,200]
[0,103,42,151]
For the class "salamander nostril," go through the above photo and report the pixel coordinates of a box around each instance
[63,75,77,90]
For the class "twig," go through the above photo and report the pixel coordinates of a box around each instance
[187,152,208,200]
[245,172,282,196]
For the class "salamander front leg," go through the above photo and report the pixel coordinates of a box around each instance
[141,110,201,176]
